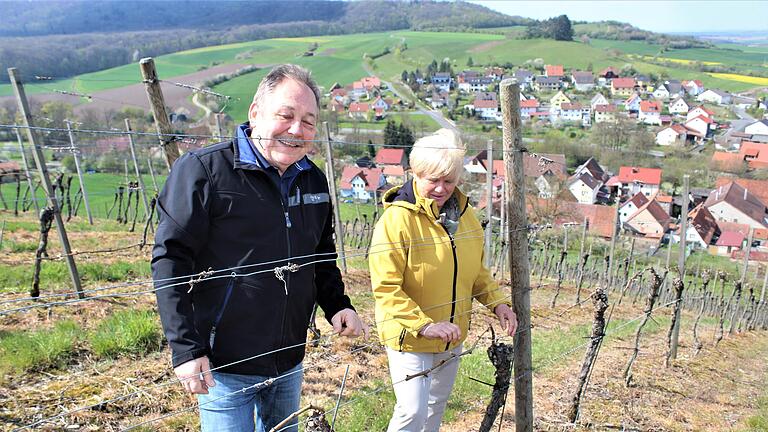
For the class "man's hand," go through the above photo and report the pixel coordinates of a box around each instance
[420,321,461,343]
[331,308,369,339]
[174,356,215,394]
[494,304,518,337]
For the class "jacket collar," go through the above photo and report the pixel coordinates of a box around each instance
[382,179,468,219]
[232,122,311,173]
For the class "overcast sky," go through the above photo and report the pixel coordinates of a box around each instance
[471,1,768,33]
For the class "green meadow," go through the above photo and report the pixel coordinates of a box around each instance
[1,29,766,100]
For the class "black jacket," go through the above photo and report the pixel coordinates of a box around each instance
[152,137,352,376]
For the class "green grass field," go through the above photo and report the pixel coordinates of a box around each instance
[3,30,766,100]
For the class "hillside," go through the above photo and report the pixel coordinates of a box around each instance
[0,0,526,82]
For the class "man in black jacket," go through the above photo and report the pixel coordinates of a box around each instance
[152,64,366,431]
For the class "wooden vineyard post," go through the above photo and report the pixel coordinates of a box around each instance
[500,78,533,432]
[323,122,346,273]
[14,126,40,213]
[125,119,152,224]
[669,175,689,361]
[8,67,83,298]
[64,120,94,224]
[485,139,494,268]
[140,57,180,169]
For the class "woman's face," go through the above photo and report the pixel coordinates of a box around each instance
[414,172,457,208]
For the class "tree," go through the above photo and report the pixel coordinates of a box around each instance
[551,15,574,41]
[401,70,408,83]
[467,56,474,67]
[368,140,376,159]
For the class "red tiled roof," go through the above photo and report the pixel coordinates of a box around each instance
[711,152,744,171]
[617,166,662,185]
[560,102,583,111]
[520,99,540,108]
[545,65,564,76]
[688,115,714,124]
[612,77,636,89]
[705,181,768,225]
[382,165,404,176]
[349,102,370,113]
[715,177,768,207]
[339,166,382,191]
[556,202,617,238]
[594,104,616,113]
[640,100,662,113]
[375,148,405,165]
[0,161,21,175]
[474,99,498,109]
[715,231,744,247]
[686,203,719,244]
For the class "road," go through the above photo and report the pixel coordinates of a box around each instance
[362,62,456,132]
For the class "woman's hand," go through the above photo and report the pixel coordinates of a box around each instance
[494,304,518,337]
[419,321,462,343]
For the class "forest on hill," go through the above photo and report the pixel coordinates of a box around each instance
[0,0,526,82]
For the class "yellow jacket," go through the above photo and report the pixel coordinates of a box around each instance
[369,180,509,353]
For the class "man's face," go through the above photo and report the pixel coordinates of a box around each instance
[248,78,318,174]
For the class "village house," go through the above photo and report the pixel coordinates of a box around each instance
[520,98,540,119]
[680,203,720,249]
[431,72,453,92]
[682,79,705,96]
[710,151,746,173]
[429,90,450,109]
[339,166,386,202]
[348,101,371,119]
[472,98,500,120]
[639,100,662,125]
[611,77,636,97]
[590,93,609,110]
[624,93,642,113]
[623,196,671,239]
[549,90,572,112]
[619,192,650,224]
[745,119,768,136]
[534,76,561,92]
[571,71,595,92]
[514,69,534,90]
[375,147,407,169]
[687,105,714,121]
[668,96,690,115]
[684,114,714,138]
[656,124,689,146]
[557,102,590,126]
[614,166,662,198]
[594,104,618,123]
[0,160,21,177]
[704,181,768,229]
[545,64,565,79]
[567,172,603,204]
[714,230,745,256]
[456,70,481,92]
[715,177,768,207]
[634,74,653,91]
[652,85,670,101]
[697,89,732,105]
[485,66,505,80]
[599,66,620,80]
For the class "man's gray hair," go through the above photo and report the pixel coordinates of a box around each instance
[252,64,321,111]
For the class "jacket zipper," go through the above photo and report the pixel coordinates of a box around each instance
[275,183,296,375]
[443,226,459,352]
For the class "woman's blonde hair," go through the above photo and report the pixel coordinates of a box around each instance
[409,128,466,180]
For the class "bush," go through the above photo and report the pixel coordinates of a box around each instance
[0,320,80,376]
[89,309,162,358]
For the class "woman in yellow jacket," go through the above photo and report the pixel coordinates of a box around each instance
[369,128,517,432]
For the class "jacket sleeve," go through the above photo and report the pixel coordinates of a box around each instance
[314,186,354,323]
[151,153,213,368]
[369,209,433,338]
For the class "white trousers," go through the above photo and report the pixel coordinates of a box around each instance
[385,345,462,432]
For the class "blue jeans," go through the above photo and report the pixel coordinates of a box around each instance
[198,363,303,432]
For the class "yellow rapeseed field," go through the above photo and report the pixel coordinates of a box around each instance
[708,73,768,86]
